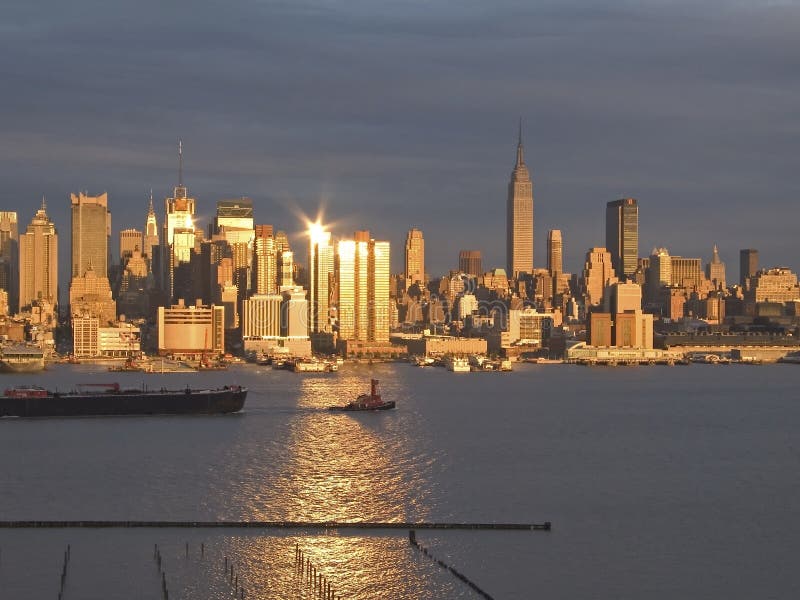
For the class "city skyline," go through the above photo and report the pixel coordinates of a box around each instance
[1,1,798,278]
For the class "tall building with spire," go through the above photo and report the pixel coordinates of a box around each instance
[706,245,726,289]
[507,121,534,278]
[404,228,424,287]
[19,201,58,314]
[143,191,159,265]
[606,198,638,279]
[162,140,197,301]
[71,191,110,279]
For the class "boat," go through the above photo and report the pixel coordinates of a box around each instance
[0,383,247,418]
[0,346,46,373]
[108,357,153,372]
[292,358,337,373]
[444,356,470,372]
[329,379,395,411]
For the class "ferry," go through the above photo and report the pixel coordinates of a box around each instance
[444,356,470,373]
[0,346,45,373]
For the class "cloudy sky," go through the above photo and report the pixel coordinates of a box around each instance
[2,0,798,278]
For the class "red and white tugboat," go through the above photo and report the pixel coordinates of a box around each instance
[329,379,395,411]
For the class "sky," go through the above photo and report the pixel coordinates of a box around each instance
[1,0,799,280]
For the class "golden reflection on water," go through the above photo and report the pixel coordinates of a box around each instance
[235,369,426,523]
[212,533,454,600]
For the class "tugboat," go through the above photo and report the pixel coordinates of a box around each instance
[329,379,395,411]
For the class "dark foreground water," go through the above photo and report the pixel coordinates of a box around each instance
[1,362,799,599]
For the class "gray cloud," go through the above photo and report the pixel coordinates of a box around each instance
[0,0,798,282]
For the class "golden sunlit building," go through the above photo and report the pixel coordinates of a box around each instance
[507,124,534,278]
[336,232,391,345]
[404,228,424,287]
[71,191,111,279]
[606,198,638,278]
[19,201,58,315]
[308,223,334,334]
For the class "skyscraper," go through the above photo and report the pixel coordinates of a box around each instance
[308,223,334,334]
[119,229,143,264]
[547,229,563,276]
[458,250,482,277]
[507,122,534,278]
[71,192,110,279]
[143,192,159,265]
[740,249,758,288]
[582,247,617,307]
[0,211,19,313]
[335,231,390,343]
[404,228,424,287]
[606,198,638,279]
[163,142,197,301]
[253,224,277,295]
[706,245,726,289]
[19,201,58,313]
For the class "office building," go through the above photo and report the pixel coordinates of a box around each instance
[706,245,726,289]
[606,198,638,278]
[583,247,617,307]
[157,299,224,357]
[740,249,759,288]
[745,268,800,304]
[71,192,110,279]
[18,201,58,314]
[143,193,159,265]
[214,198,254,240]
[458,250,482,277]
[0,211,18,313]
[507,123,534,277]
[69,266,117,325]
[241,294,282,339]
[547,229,562,276]
[120,228,142,264]
[405,228,425,286]
[670,257,703,289]
[308,223,334,334]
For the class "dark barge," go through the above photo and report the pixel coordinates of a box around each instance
[0,383,247,418]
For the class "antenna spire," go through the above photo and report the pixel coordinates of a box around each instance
[515,117,525,167]
[149,189,154,212]
[178,138,183,187]
[41,195,47,211]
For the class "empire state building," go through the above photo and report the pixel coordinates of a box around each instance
[507,124,533,278]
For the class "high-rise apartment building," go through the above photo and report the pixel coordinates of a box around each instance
[606,198,638,278]
[740,249,758,288]
[706,245,726,289]
[458,250,482,277]
[507,124,534,278]
[405,228,425,286]
[308,224,334,334]
[0,211,19,313]
[71,192,110,279]
[19,202,58,313]
[336,231,390,343]
[547,229,563,276]
[253,224,277,295]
